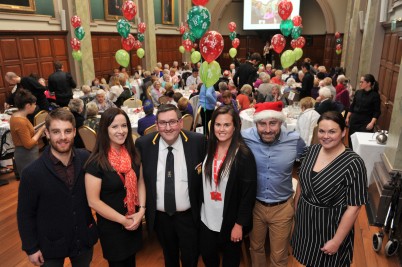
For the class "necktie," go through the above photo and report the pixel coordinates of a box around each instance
[165,146,176,215]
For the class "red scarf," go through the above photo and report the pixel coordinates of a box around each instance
[108,146,138,215]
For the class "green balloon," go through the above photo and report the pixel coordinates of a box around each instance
[291,26,302,39]
[280,20,293,37]
[137,33,145,42]
[281,50,296,69]
[187,6,211,39]
[183,32,190,40]
[117,19,131,38]
[137,48,145,58]
[336,49,342,55]
[115,49,130,67]
[191,51,201,63]
[229,31,237,41]
[199,60,221,88]
[72,50,82,61]
[229,48,237,58]
[293,48,303,61]
[179,46,185,54]
[74,27,85,40]
[336,38,343,44]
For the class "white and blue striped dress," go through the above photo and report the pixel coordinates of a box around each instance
[291,145,368,267]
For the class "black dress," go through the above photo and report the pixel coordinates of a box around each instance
[86,161,142,261]
[291,145,368,267]
[349,89,381,135]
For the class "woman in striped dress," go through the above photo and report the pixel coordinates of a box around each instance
[291,111,368,267]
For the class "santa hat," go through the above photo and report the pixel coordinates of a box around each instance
[253,101,285,122]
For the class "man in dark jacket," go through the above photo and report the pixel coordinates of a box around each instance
[48,61,77,107]
[299,62,314,99]
[233,52,261,91]
[17,108,98,266]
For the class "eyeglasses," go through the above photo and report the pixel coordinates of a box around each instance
[157,119,180,128]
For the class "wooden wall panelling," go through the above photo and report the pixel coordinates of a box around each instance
[156,35,182,67]
[92,34,123,81]
[0,32,69,110]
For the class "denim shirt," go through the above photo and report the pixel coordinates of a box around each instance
[242,126,306,202]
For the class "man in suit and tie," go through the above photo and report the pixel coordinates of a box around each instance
[136,104,206,267]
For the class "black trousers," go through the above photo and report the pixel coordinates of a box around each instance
[43,247,93,267]
[200,108,214,136]
[155,210,198,267]
[108,254,136,267]
[200,222,241,267]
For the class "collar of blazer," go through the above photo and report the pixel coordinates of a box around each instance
[152,130,189,145]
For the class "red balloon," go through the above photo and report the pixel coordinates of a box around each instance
[199,31,224,63]
[228,22,236,32]
[179,25,186,35]
[138,22,146,33]
[271,34,286,54]
[70,38,81,51]
[292,15,302,27]
[121,34,135,51]
[296,36,306,48]
[232,38,240,49]
[335,32,341,38]
[70,15,81,28]
[192,0,209,6]
[182,39,193,52]
[290,39,297,49]
[278,0,293,20]
[336,44,342,50]
[133,40,142,50]
[122,0,137,21]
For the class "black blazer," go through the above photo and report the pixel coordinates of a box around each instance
[202,147,257,241]
[48,70,77,99]
[135,130,206,232]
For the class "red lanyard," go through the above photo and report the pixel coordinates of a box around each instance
[213,150,227,189]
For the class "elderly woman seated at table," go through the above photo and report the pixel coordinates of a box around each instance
[177,97,193,116]
[80,85,94,106]
[221,90,239,113]
[265,84,287,105]
[108,75,124,104]
[270,69,285,85]
[150,80,165,106]
[137,100,156,136]
[68,98,85,148]
[314,87,338,115]
[91,89,116,113]
[83,102,99,133]
[236,84,254,111]
[296,97,320,146]
[256,72,271,103]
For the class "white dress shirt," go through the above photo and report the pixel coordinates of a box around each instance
[156,136,191,212]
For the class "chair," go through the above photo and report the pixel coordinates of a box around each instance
[123,98,142,108]
[144,124,157,135]
[182,114,193,131]
[188,95,199,118]
[132,132,140,143]
[193,106,202,131]
[78,126,97,152]
[34,110,48,126]
[310,125,319,145]
[158,95,169,105]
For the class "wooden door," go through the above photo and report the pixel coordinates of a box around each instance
[378,31,402,130]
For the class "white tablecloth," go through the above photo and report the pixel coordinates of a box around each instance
[239,108,297,131]
[351,132,386,185]
[0,116,14,167]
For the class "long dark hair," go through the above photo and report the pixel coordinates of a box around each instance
[85,108,136,171]
[363,74,379,92]
[204,106,251,185]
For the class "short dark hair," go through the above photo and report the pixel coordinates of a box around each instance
[14,89,37,110]
[250,52,262,62]
[166,90,174,98]
[156,104,182,121]
[54,61,63,71]
[302,62,311,71]
[317,111,346,131]
[45,108,76,130]
[173,92,183,103]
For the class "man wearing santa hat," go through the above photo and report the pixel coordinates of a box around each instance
[242,101,306,267]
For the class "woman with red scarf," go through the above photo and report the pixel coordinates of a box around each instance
[200,106,257,267]
[85,108,145,267]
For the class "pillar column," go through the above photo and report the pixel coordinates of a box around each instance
[140,1,157,71]
[182,0,192,64]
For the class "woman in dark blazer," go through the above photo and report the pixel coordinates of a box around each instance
[200,106,257,267]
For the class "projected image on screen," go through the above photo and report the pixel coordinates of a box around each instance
[244,0,300,30]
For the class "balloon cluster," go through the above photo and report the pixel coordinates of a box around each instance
[70,15,84,61]
[334,32,342,55]
[270,0,305,69]
[228,22,239,59]
[115,0,146,68]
